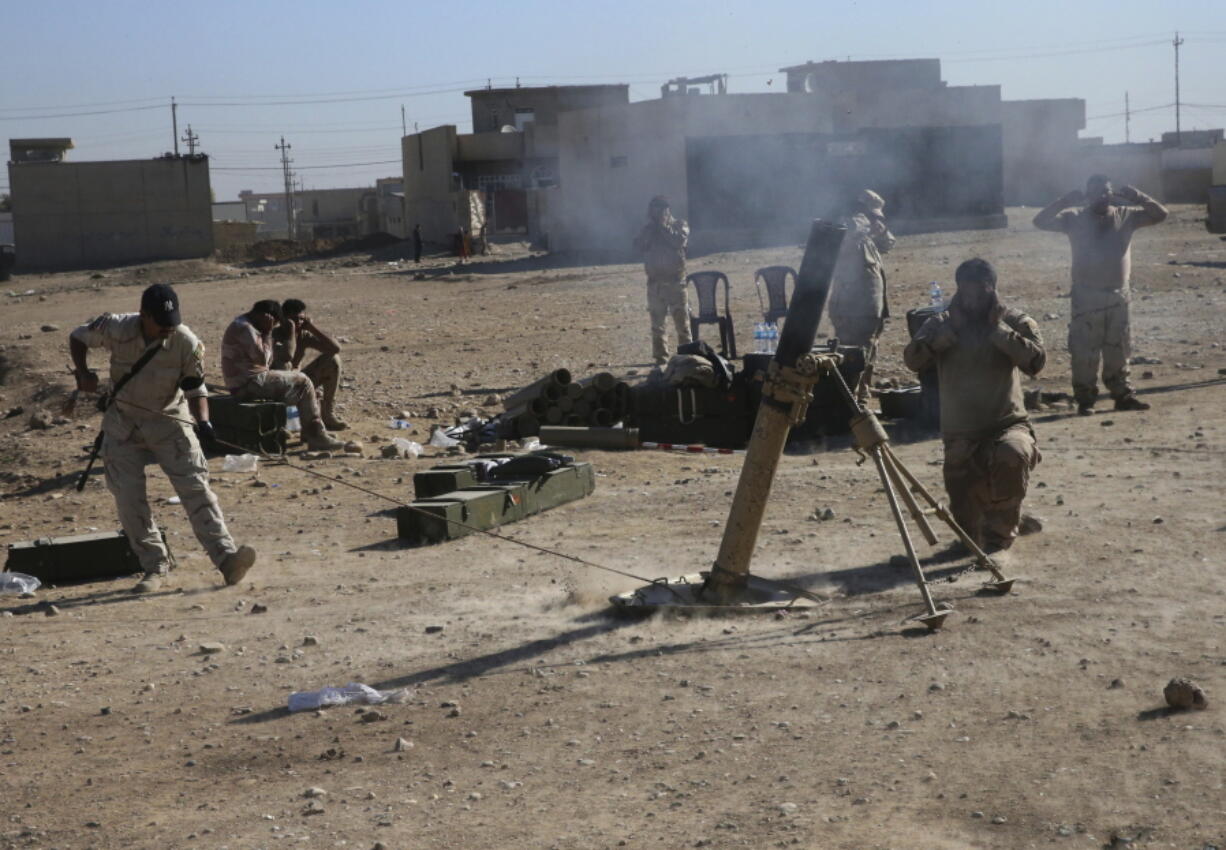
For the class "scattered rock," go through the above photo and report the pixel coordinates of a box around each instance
[303,787,327,798]
[198,642,225,654]
[778,802,799,815]
[360,709,386,723]
[1109,678,1125,689]
[302,799,325,815]
[1164,677,1208,710]
[343,440,364,455]
[40,324,60,332]
[302,635,319,647]
[425,625,444,634]
[393,737,413,752]
[44,603,61,617]
[28,409,54,430]
[249,603,268,614]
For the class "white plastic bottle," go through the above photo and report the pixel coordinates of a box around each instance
[753,322,764,354]
[767,322,779,354]
[929,281,944,308]
[286,405,301,432]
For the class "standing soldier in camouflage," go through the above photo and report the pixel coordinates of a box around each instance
[633,196,692,365]
[272,298,347,431]
[827,189,896,402]
[68,284,257,593]
[1033,175,1167,415]
[904,259,1045,553]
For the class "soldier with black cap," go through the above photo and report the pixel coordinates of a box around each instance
[68,283,257,593]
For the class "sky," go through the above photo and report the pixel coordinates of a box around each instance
[2,0,1224,202]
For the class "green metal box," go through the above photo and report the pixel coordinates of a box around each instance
[5,530,167,585]
[396,484,528,545]
[208,394,288,455]
[498,463,596,515]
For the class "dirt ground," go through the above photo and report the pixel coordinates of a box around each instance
[1,208,1224,850]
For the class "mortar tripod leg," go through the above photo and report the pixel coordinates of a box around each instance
[880,449,938,546]
[869,447,948,630]
[881,444,1015,592]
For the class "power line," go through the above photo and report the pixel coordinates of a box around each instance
[211,158,401,171]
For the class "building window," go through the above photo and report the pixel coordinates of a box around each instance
[476,174,523,190]
[610,155,628,168]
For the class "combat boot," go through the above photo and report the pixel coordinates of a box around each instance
[321,405,349,431]
[132,570,165,594]
[219,544,257,586]
[303,420,344,451]
[1113,394,1151,412]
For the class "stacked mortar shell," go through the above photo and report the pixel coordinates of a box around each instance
[502,370,631,437]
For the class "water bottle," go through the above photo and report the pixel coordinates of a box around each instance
[753,322,765,354]
[286,405,301,432]
[928,281,944,309]
[767,322,779,354]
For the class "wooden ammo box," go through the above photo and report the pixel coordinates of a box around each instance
[208,394,288,455]
[5,530,163,584]
[398,457,595,544]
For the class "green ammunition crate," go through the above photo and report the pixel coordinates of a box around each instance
[497,463,595,515]
[396,484,528,545]
[208,394,288,455]
[5,530,167,585]
[410,453,523,499]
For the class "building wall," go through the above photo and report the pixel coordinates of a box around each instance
[402,125,464,244]
[8,156,213,270]
[212,200,248,221]
[1000,99,1086,206]
[0,211,13,245]
[1214,141,1226,185]
[551,90,1006,255]
[467,85,630,133]
[783,59,943,94]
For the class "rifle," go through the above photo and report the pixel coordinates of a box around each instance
[75,342,163,491]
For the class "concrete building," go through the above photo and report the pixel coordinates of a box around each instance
[7,139,213,270]
[549,63,1008,255]
[401,84,629,245]
[238,186,377,240]
[376,176,406,238]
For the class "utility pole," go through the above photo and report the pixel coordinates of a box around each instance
[401,104,407,136]
[1125,92,1131,143]
[1173,31,1184,145]
[275,136,296,241]
[181,124,199,156]
[171,97,179,156]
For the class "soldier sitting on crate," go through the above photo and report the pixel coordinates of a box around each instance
[271,298,347,431]
[68,284,257,593]
[221,300,344,452]
[903,259,1046,553]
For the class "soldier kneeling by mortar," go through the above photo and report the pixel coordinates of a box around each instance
[69,284,257,593]
[271,298,347,431]
[221,300,344,452]
[903,258,1045,553]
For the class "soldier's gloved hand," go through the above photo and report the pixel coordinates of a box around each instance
[195,420,218,449]
[929,320,958,353]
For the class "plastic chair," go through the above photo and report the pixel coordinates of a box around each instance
[754,265,796,324]
[687,271,737,359]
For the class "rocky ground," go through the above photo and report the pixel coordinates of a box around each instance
[1,208,1224,850]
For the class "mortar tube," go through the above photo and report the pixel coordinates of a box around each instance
[564,415,585,426]
[577,372,618,393]
[542,384,565,402]
[565,382,584,399]
[544,406,564,424]
[556,396,575,413]
[580,385,600,402]
[501,368,571,412]
[591,408,615,427]
[702,220,846,602]
[539,425,639,449]
[573,400,591,418]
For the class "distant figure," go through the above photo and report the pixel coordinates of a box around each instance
[271,298,347,431]
[632,196,692,365]
[827,189,895,402]
[412,224,422,264]
[1033,176,1168,415]
[904,259,1045,553]
[478,222,489,256]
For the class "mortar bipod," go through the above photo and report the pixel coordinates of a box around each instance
[831,364,1017,631]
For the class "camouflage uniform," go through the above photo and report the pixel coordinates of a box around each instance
[70,313,240,576]
[828,197,895,401]
[904,307,1046,550]
[221,315,322,424]
[271,323,342,426]
[634,216,692,364]
[1033,190,1167,406]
